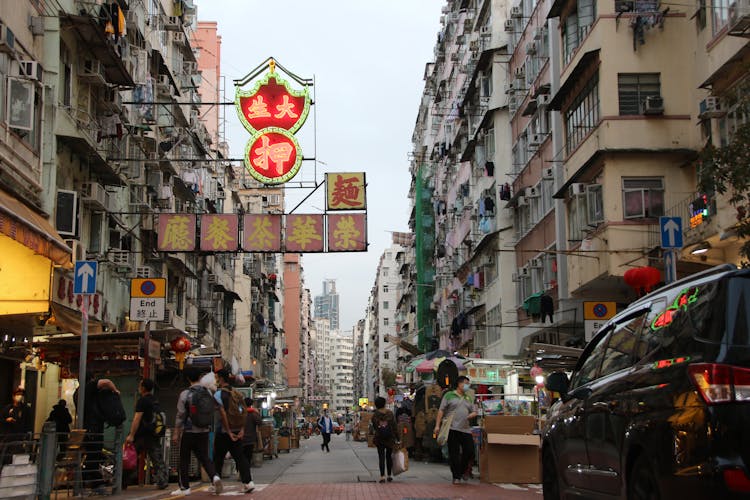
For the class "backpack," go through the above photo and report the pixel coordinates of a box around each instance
[151,401,167,437]
[224,388,246,430]
[375,413,392,440]
[97,389,126,427]
[187,385,214,428]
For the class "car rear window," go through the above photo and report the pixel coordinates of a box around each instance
[726,277,750,346]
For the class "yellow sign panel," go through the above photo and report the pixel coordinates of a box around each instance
[358,398,369,407]
[0,236,52,315]
[130,278,167,298]
[583,301,617,321]
[326,172,366,210]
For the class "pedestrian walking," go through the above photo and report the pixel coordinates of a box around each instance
[371,397,399,483]
[172,367,223,496]
[213,369,255,493]
[433,376,478,485]
[344,419,352,441]
[75,374,122,495]
[124,379,168,489]
[317,409,333,452]
[241,398,262,467]
[47,399,72,451]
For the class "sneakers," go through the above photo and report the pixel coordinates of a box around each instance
[171,487,191,496]
[387,476,393,482]
[212,475,223,495]
[452,478,462,485]
[244,481,256,493]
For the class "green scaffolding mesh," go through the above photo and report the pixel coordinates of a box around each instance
[414,164,436,352]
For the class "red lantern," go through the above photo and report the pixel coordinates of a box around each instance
[171,336,192,369]
[623,268,642,290]
[642,266,661,292]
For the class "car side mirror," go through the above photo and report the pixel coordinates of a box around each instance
[545,372,570,396]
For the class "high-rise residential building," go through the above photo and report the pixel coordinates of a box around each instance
[314,278,340,330]
[329,330,355,414]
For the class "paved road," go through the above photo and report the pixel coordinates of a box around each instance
[107,433,542,499]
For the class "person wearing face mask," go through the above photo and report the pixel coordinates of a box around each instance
[0,387,33,464]
[433,376,478,485]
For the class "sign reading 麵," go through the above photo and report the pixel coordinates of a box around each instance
[235,60,310,185]
[326,172,366,210]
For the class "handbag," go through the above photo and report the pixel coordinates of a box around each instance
[391,448,407,476]
[436,413,453,446]
[123,443,137,470]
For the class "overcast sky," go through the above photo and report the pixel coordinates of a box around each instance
[195,0,444,330]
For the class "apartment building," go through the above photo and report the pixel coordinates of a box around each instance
[329,330,354,414]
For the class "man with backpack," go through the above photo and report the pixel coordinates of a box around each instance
[172,367,222,496]
[125,379,167,489]
[213,369,255,493]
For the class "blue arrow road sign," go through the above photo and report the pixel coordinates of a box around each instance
[660,216,683,249]
[74,260,98,295]
[664,249,677,284]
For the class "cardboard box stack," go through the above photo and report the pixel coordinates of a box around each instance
[480,415,540,484]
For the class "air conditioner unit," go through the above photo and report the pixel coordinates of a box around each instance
[569,183,586,197]
[170,31,185,44]
[504,19,515,32]
[511,6,523,18]
[450,53,460,62]
[514,66,525,79]
[537,94,552,106]
[18,60,42,81]
[163,15,180,30]
[699,96,723,119]
[641,95,664,115]
[534,27,545,40]
[81,182,108,210]
[79,59,105,84]
[529,133,545,147]
[504,83,515,94]
[65,239,87,263]
[156,74,170,92]
[0,23,16,53]
[102,86,122,111]
[136,266,152,278]
[109,249,132,270]
[183,61,197,73]
[543,167,554,180]
[525,186,539,198]
[207,273,218,285]
[517,195,527,206]
[480,25,491,36]
[216,190,225,200]
[521,266,530,276]
[526,41,538,55]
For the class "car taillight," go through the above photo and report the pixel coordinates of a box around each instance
[724,468,750,493]
[688,363,750,404]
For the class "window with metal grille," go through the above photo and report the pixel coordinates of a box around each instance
[564,73,600,155]
[618,73,661,115]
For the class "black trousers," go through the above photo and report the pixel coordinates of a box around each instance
[447,430,474,480]
[242,443,254,466]
[376,444,392,477]
[214,432,252,483]
[178,432,216,490]
[321,432,331,451]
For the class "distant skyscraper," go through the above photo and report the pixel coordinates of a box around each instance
[314,279,340,330]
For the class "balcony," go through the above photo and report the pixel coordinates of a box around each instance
[62,3,135,87]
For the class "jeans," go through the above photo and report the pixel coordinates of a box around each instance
[135,437,167,486]
[214,432,252,484]
[178,432,216,490]
[321,432,331,452]
[242,443,254,466]
[376,444,392,477]
[447,430,474,480]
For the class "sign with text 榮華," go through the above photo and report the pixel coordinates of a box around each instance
[326,172,366,210]
[235,60,310,185]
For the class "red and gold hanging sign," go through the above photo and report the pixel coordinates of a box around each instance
[157,214,196,252]
[284,214,324,252]
[200,214,239,252]
[326,172,366,210]
[242,214,282,252]
[328,214,367,252]
[235,59,310,184]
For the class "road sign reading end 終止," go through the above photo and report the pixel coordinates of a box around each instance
[130,278,166,322]
[660,216,683,249]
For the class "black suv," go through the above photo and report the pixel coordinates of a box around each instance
[542,264,750,499]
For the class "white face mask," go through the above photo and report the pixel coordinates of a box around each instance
[462,383,471,392]
[13,395,23,404]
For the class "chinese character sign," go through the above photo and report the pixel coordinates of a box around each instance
[284,214,324,252]
[235,63,310,185]
[158,214,196,251]
[326,172,366,210]
[328,214,367,252]
[242,214,282,252]
[200,215,239,252]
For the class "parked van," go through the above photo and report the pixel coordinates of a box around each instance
[543,264,750,499]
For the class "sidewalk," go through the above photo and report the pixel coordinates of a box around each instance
[102,434,542,499]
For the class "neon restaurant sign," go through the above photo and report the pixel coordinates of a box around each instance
[235,59,311,184]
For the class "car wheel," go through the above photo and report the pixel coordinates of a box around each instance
[628,454,660,500]
[542,448,561,500]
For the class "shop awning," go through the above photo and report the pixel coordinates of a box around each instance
[0,188,71,266]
